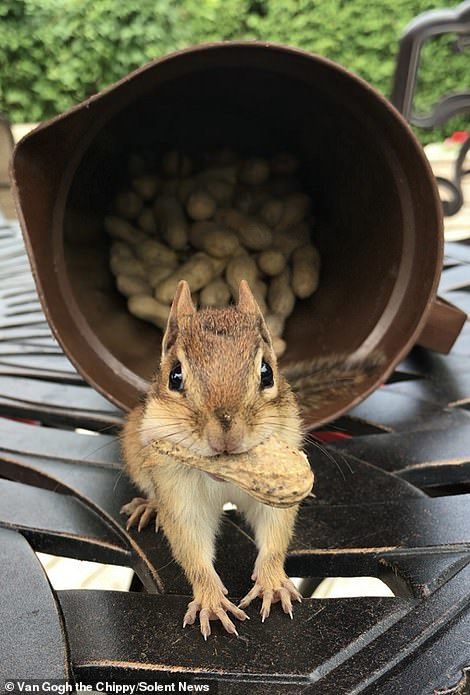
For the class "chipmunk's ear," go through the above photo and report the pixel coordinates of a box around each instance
[237,280,261,316]
[237,280,274,351]
[162,281,196,356]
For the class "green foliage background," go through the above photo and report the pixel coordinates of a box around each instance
[0,0,468,143]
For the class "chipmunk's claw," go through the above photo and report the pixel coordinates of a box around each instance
[183,594,248,639]
[239,575,301,622]
[120,497,159,532]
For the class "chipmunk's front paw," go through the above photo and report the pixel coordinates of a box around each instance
[183,586,249,640]
[120,497,159,532]
[239,570,302,622]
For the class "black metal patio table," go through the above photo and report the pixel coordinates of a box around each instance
[0,212,469,694]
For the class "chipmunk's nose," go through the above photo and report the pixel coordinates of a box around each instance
[207,412,245,454]
[215,409,232,432]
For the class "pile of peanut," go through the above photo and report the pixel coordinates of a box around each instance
[106,150,320,357]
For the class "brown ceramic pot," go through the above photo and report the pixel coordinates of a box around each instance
[11,42,465,427]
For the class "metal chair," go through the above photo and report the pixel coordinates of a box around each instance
[391,0,470,216]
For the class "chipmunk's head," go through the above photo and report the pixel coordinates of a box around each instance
[140,280,298,456]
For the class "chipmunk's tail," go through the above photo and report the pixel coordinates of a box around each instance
[281,351,386,417]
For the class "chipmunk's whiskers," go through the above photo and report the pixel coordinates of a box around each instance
[255,413,351,480]
[136,424,200,457]
[80,438,120,461]
[303,432,352,478]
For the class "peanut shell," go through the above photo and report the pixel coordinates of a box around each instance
[142,434,314,508]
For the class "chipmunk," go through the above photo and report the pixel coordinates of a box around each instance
[121,279,384,639]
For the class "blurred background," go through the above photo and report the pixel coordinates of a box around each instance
[0,0,468,145]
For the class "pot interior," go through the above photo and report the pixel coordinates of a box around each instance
[60,55,436,422]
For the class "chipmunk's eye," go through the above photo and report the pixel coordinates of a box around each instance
[169,361,184,391]
[260,359,274,389]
